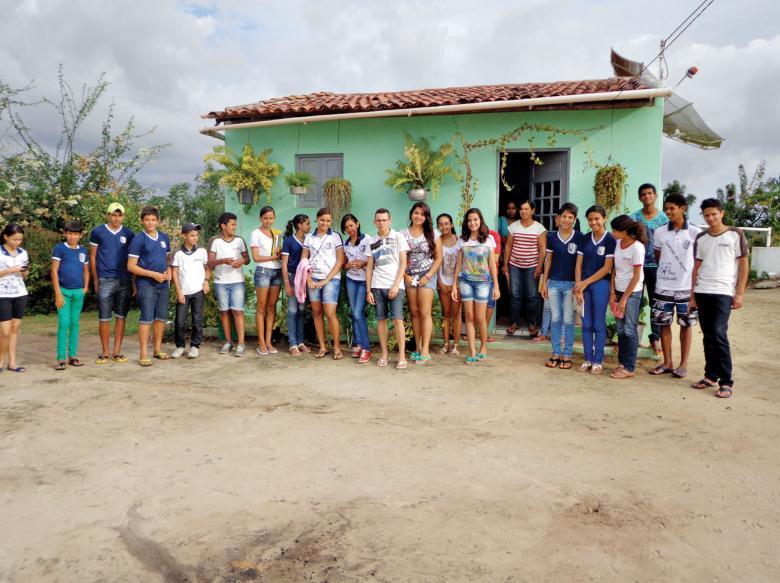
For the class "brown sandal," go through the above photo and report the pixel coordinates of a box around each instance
[559,359,572,370]
[545,357,560,368]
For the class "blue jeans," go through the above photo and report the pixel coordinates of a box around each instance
[615,290,643,372]
[346,277,369,350]
[548,280,575,358]
[509,265,538,327]
[286,274,305,346]
[540,299,551,336]
[582,279,610,365]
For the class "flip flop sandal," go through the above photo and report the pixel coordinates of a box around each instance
[450,348,460,356]
[590,364,604,375]
[464,356,479,366]
[559,359,573,370]
[672,368,688,379]
[256,347,270,356]
[377,358,388,367]
[7,366,27,372]
[154,352,170,360]
[314,349,329,359]
[716,386,733,399]
[439,345,450,354]
[139,359,152,367]
[409,351,421,361]
[68,358,84,367]
[96,355,110,365]
[476,353,488,360]
[54,361,66,371]
[396,360,408,370]
[610,369,635,379]
[415,355,432,364]
[545,357,560,368]
[333,351,344,360]
[298,344,311,353]
[111,354,128,363]
[691,378,717,390]
[578,362,592,373]
[289,346,301,356]
[649,365,674,375]
[267,346,278,354]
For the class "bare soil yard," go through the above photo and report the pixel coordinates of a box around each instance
[1,289,779,582]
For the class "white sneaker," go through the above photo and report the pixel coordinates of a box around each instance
[171,347,185,359]
[187,347,199,359]
[234,344,246,357]
[218,342,233,354]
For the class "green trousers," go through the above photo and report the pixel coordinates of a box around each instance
[57,288,85,361]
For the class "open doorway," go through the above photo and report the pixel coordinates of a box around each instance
[495,150,569,326]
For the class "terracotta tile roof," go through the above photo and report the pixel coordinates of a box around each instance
[204,77,649,124]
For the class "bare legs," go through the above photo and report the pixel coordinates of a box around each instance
[311,301,342,356]
[660,324,693,371]
[0,319,22,369]
[255,286,280,351]
[220,310,245,345]
[407,286,434,358]
[462,301,488,358]
[377,318,406,363]
[137,320,165,361]
[99,318,127,357]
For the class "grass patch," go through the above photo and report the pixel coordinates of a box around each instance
[23,310,141,337]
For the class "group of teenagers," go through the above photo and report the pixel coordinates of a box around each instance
[0,182,748,397]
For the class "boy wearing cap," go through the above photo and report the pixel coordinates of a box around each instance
[89,202,135,364]
[52,221,90,370]
[127,205,171,366]
[171,223,210,359]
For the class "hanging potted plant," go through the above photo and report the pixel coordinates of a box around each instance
[322,177,352,224]
[203,144,282,208]
[594,163,627,216]
[385,132,456,201]
[284,171,317,195]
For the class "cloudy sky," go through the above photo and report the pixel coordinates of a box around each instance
[1,0,778,201]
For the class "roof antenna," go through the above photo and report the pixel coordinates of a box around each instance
[658,39,668,81]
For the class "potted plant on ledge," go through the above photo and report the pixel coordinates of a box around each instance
[284,171,317,195]
[385,132,456,201]
[204,144,282,208]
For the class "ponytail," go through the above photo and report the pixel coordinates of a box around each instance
[285,214,309,238]
[1,222,24,245]
[610,214,648,244]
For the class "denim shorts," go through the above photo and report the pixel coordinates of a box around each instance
[98,277,132,321]
[487,281,496,309]
[458,278,491,303]
[253,266,282,288]
[214,281,246,312]
[408,272,438,290]
[372,288,405,321]
[308,277,341,305]
[137,283,169,324]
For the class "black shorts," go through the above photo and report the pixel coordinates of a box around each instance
[0,296,28,322]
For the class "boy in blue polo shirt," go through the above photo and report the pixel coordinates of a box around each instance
[127,206,171,366]
[52,221,90,370]
[541,203,580,369]
[89,202,135,364]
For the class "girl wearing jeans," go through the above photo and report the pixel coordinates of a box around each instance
[574,205,616,376]
[281,214,310,356]
[541,203,580,370]
[608,215,647,379]
[250,206,283,355]
[341,214,372,363]
[452,208,500,366]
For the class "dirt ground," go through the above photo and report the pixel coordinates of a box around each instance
[1,289,778,582]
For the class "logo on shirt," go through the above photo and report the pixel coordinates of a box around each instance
[120,236,127,244]
[682,240,691,250]
[567,243,577,254]
[161,241,167,249]
[79,253,86,263]
[597,246,605,256]
[325,242,333,250]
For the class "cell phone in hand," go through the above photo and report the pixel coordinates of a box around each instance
[20,262,29,272]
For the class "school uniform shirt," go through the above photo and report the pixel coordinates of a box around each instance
[631,209,668,268]
[89,224,135,279]
[613,240,645,293]
[438,238,462,286]
[249,228,282,269]
[654,221,701,291]
[0,246,29,298]
[693,228,749,296]
[172,246,208,296]
[459,236,497,283]
[577,231,617,281]
[344,234,372,282]
[369,229,410,290]
[507,220,546,268]
[546,230,580,282]
[210,236,247,284]
[127,230,171,288]
[52,243,88,289]
[281,235,305,275]
[402,228,440,277]
[304,229,343,280]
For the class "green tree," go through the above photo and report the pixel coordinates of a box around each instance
[663,179,697,209]
[717,162,780,245]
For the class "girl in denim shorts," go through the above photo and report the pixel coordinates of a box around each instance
[452,208,500,366]
[250,206,283,355]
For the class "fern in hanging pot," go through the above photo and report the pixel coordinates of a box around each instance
[385,132,456,201]
[594,163,627,216]
[203,144,282,210]
[322,178,352,224]
[284,171,317,195]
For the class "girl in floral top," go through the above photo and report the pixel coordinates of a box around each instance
[401,202,442,364]
[436,213,462,355]
[452,208,500,365]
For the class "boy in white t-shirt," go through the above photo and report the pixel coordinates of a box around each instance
[208,212,249,356]
[171,223,211,359]
[689,198,749,398]
[649,194,701,379]
[365,208,409,369]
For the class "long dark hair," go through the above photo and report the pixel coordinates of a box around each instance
[284,214,308,238]
[259,205,275,218]
[340,213,363,241]
[610,214,648,244]
[460,208,489,243]
[408,201,435,253]
[1,222,24,245]
[436,213,455,236]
